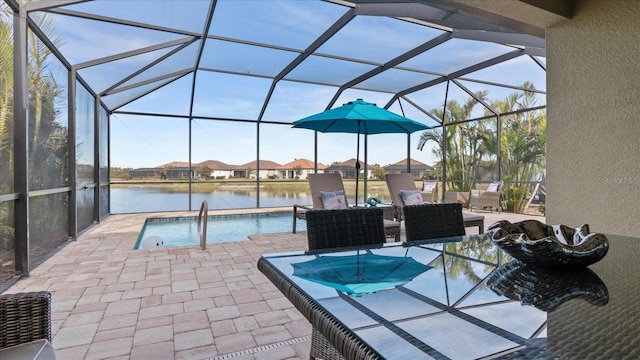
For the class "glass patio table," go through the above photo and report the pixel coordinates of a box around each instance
[257,233,640,359]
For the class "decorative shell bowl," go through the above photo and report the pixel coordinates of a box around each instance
[486,220,609,269]
[486,261,609,312]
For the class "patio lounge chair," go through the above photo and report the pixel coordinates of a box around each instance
[293,173,400,241]
[470,181,503,213]
[403,203,465,241]
[0,291,56,359]
[385,173,486,233]
[385,173,442,220]
[304,207,386,359]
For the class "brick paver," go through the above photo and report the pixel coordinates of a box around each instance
[4,208,543,359]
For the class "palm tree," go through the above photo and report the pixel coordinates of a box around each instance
[418,91,491,191]
[489,82,546,212]
[419,83,545,213]
[27,13,63,162]
[1,6,13,192]
[4,9,70,259]
[0,6,15,255]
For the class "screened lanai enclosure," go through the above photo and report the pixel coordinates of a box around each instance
[1,0,546,283]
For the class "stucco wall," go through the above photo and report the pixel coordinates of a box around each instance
[546,0,640,236]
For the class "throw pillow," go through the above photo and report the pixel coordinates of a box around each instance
[320,190,347,209]
[422,181,437,192]
[486,182,500,192]
[400,189,423,206]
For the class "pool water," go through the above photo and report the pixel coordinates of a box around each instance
[135,211,305,249]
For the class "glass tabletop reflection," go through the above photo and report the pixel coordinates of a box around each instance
[260,233,638,359]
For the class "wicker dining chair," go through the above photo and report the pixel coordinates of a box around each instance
[304,207,385,359]
[0,291,55,359]
[305,207,386,251]
[403,203,466,241]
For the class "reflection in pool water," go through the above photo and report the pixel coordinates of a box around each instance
[135,211,304,249]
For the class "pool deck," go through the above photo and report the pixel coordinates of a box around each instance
[5,208,544,360]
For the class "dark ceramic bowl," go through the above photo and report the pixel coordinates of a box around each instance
[486,220,609,269]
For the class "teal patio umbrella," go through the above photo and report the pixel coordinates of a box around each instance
[292,99,430,205]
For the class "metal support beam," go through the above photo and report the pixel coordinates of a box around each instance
[68,69,77,239]
[386,49,524,108]
[102,40,196,96]
[452,29,545,49]
[329,32,452,108]
[256,9,355,122]
[420,0,546,38]
[25,0,88,12]
[440,80,450,199]
[497,114,502,181]
[46,7,200,38]
[451,79,499,116]
[106,106,112,217]
[13,4,30,275]
[74,37,195,70]
[93,95,100,223]
[187,0,217,210]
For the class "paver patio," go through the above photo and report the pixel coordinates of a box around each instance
[4,208,544,359]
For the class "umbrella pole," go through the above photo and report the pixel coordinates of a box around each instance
[407,133,411,174]
[355,130,360,207]
[364,135,368,206]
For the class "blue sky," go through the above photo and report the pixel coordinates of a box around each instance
[33,0,546,169]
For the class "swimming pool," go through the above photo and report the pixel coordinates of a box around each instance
[135,211,305,249]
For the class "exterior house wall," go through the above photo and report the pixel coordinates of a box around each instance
[254,169,278,179]
[383,166,431,178]
[165,169,193,179]
[210,170,233,179]
[325,168,357,180]
[280,170,297,179]
[130,169,162,178]
[279,169,323,179]
[301,169,318,179]
[546,0,640,237]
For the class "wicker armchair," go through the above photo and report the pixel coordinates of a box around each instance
[444,191,471,209]
[470,181,503,213]
[0,291,55,359]
[421,180,439,203]
[403,203,466,241]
